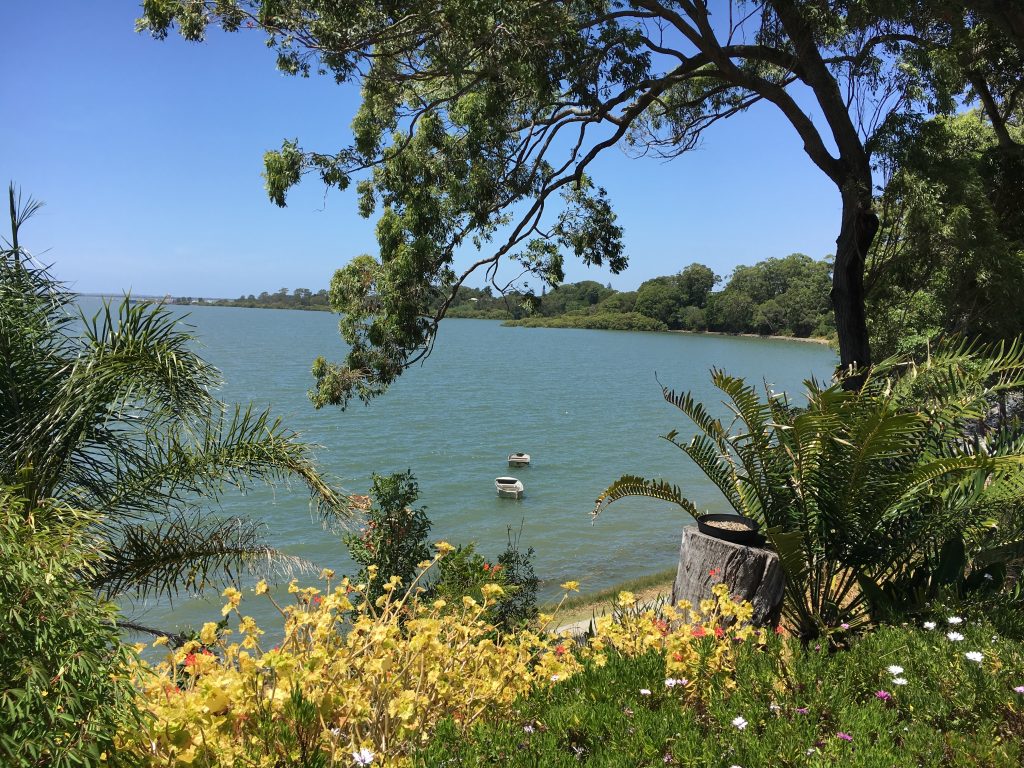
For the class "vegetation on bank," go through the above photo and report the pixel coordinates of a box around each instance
[416,617,1024,767]
[440,255,834,339]
[170,286,332,311]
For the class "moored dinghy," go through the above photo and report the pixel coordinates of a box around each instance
[495,476,524,499]
[507,452,531,468]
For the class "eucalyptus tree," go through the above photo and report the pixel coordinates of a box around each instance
[0,187,349,617]
[140,1,999,399]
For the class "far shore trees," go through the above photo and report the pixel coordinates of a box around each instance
[141,1,1023,400]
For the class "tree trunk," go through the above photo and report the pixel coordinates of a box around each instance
[832,188,878,388]
[672,527,784,627]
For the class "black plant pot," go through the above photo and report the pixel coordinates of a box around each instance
[696,513,765,547]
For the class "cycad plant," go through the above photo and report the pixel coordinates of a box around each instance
[0,186,348,622]
[594,344,1024,639]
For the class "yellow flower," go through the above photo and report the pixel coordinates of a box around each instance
[254,579,268,595]
[434,540,455,555]
[560,581,581,592]
[287,579,300,594]
[617,591,636,605]
[200,622,220,646]
[481,583,505,601]
[221,587,242,617]
[152,636,169,648]
[318,568,335,580]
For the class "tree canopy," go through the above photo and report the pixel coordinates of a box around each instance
[140,0,1024,402]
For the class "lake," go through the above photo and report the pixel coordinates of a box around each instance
[79,300,836,633]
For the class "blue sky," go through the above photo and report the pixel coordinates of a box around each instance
[2,2,841,297]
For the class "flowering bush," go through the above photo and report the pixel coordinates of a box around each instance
[120,554,768,766]
[120,544,582,766]
[586,582,764,703]
[416,613,1024,767]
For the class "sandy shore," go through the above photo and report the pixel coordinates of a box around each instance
[552,576,675,634]
[668,329,834,346]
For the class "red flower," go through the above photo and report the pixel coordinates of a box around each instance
[313,595,322,605]
[492,565,502,573]
[482,563,490,572]
[184,653,197,667]
[691,626,707,638]
[672,652,684,662]
[555,644,567,656]
[709,568,719,577]
[714,626,725,639]
[775,625,786,635]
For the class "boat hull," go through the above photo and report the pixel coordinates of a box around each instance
[507,452,531,468]
[495,477,524,499]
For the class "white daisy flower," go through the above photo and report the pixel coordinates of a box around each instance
[352,747,375,766]
[965,651,984,664]
[732,716,748,730]
[947,631,965,642]
[892,677,908,685]
[923,621,936,630]
[887,665,904,675]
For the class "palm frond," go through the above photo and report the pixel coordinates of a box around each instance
[662,432,744,514]
[97,512,310,601]
[661,384,729,452]
[592,475,699,521]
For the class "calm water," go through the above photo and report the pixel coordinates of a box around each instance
[78,300,835,633]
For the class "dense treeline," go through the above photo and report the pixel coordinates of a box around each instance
[171,287,331,311]
[447,254,835,339]
[866,112,1024,360]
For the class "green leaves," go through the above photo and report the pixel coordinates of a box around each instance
[592,475,698,521]
[595,338,1024,638]
[0,491,139,768]
[263,139,304,207]
[2,210,348,610]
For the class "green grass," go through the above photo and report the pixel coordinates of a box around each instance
[414,619,1024,767]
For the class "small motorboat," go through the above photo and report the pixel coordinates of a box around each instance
[495,476,525,499]
[507,452,531,468]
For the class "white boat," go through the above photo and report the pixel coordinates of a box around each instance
[495,476,524,499]
[507,452,531,468]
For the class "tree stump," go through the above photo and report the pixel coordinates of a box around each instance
[671,526,784,626]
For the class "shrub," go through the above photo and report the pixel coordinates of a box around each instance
[594,340,1024,639]
[121,548,583,766]
[344,471,432,607]
[492,526,539,630]
[0,489,138,768]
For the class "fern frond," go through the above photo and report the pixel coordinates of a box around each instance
[592,475,699,522]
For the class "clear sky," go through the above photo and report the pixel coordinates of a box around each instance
[2,2,841,297]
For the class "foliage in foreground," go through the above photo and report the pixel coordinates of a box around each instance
[0,191,349,614]
[416,617,1024,767]
[595,339,1024,639]
[0,490,138,768]
[119,563,759,766]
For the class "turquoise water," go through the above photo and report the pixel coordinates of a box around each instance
[77,300,835,633]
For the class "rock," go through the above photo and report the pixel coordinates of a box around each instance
[671,526,784,626]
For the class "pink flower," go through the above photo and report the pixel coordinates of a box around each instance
[1014,685,1024,694]
[836,732,853,742]
[875,690,892,702]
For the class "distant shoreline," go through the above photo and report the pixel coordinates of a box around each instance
[139,300,835,346]
[667,328,834,346]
